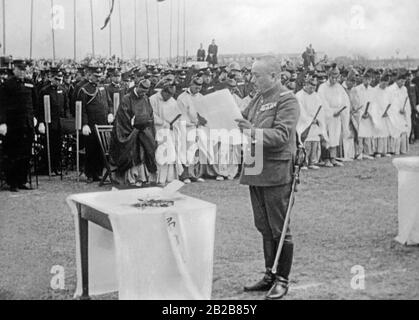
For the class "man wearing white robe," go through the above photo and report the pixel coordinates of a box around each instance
[296,77,328,169]
[387,73,412,155]
[342,75,359,160]
[149,83,184,185]
[372,75,392,157]
[176,77,213,183]
[317,67,351,167]
[355,70,377,160]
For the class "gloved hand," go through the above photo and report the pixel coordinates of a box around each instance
[107,113,114,124]
[34,117,38,127]
[416,105,419,113]
[82,125,91,136]
[38,122,46,134]
[131,116,135,127]
[0,123,7,136]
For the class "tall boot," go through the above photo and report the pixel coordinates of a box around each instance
[244,239,277,292]
[266,240,294,300]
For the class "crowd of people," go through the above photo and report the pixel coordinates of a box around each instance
[0,52,419,191]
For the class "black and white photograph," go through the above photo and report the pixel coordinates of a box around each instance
[1,0,419,304]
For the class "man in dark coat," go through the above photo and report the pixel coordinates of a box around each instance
[206,39,218,66]
[236,56,300,300]
[79,67,113,182]
[0,60,37,191]
[38,70,69,175]
[197,43,206,62]
[406,71,419,143]
[105,67,126,115]
[109,79,157,185]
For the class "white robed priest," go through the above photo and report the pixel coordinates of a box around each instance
[342,72,360,160]
[355,69,378,160]
[386,72,412,155]
[317,65,351,167]
[372,74,392,157]
[149,78,184,185]
[296,76,329,169]
[176,76,214,184]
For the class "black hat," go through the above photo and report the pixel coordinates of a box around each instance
[13,59,27,70]
[107,67,121,77]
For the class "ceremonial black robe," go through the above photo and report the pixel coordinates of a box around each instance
[109,90,157,176]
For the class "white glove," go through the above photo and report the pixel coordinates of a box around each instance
[34,117,38,127]
[107,113,114,124]
[82,125,91,136]
[0,123,7,136]
[131,116,135,127]
[38,122,46,134]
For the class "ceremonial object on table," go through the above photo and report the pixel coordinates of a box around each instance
[393,157,419,245]
[43,95,52,178]
[113,92,120,115]
[75,101,82,182]
[66,185,217,300]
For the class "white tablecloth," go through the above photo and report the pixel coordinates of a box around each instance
[67,187,217,299]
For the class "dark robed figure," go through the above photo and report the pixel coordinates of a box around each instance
[109,79,157,185]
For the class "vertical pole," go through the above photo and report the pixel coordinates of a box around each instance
[2,0,5,55]
[74,0,77,60]
[145,0,150,63]
[177,0,180,63]
[134,0,137,61]
[51,0,56,61]
[183,0,186,63]
[109,0,112,57]
[157,1,160,64]
[169,0,172,62]
[90,0,95,57]
[118,0,123,59]
[30,0,34,59]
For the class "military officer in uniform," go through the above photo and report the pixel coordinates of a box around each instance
[236,56,300,300]
[105,67,126,115]
[38,70,69,175]
[0,59,37,191]
[79,67,113,182]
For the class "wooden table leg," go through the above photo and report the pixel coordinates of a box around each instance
[78,203,91,300]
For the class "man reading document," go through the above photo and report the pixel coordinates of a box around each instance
[235,56,300,300]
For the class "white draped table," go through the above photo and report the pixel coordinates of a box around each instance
[67,187,217,300]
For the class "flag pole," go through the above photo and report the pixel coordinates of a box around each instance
[134,0,137,61]
[169,0,172,62]
[2,0,5,55]
[157,0,161,64]
[177,0,180,63]
[183,0,186,63]
[30,0,34,59]
[90,0,95,57]
[74,0,77,60]
[109,0,112,57]
[118,0,123,59]
[145,0,150,63]
[51,0,56,62]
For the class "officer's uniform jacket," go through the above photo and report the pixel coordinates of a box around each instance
[79,81,112,128]
[240,83,300,187]
[38,84,69,130]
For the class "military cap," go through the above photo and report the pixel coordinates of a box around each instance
[107,67,122,77]
[13,59,27,70]
[203,68,212,76]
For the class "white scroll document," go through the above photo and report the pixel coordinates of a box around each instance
[194,89,243,131]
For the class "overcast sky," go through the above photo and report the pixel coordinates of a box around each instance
[1,0,419,60]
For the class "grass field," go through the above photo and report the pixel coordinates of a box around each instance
[1,145,419,300]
